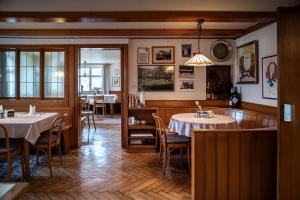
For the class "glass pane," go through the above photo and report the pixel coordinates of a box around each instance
[19,51,40,98]
[0,51,16,98]
[80,77,90,92]
[58,52,64,67]
[51,82,58,96]
[80,68,89,76]
[91,77,102,90]
[45,52,51,67]
[44,83,51,97]
[92,68,102,76]
[51,52,58,66]
[44,66,51,82]
[57,83,64,97]
[57,67,64,82]
[51,66,58,82]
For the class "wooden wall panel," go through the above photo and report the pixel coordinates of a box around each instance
[192,129,277,200]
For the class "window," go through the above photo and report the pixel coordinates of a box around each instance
[44,51,64,98]
[0,47,66,99]
[20,51,40,98]
[80,63,104,94]
[0,50,16,98]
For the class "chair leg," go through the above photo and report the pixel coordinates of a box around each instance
[158,144,163,165]
[36,150,40,164]
[162,147,168,176]
[46,150,53,177]
[7,156,12,181]
[187,146,191,172]
[87,115,90,128]
[92,113,96,130]
[57,144,63,165]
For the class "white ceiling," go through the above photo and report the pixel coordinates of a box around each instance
[0,22,256,29]
[0,0,298,11]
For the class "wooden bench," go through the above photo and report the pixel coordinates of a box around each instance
[192,108,277,200]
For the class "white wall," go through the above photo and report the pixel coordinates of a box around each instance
[128,39,235,100]
[235,23,277,107]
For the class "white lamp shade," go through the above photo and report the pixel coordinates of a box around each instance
[184,53,214,67]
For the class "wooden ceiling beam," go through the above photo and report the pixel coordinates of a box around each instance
[0,11,276,23]
[0,28,245,38]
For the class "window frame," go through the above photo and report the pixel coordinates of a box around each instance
[79,63,104,94]
[0,46,67,100]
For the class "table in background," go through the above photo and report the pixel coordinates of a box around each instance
[168,113,237,137]
[86,94,118,117]
[0,112,58,177]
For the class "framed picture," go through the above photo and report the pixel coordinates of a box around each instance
[179,80,195,91]
[236,40,258,84]
[181,44,192,57]
[152,46,175,64]
[262,55,278,99]
[137,47,149,64]
[138,65,174,91]
[112,76,120,87]
[179,65,194,78]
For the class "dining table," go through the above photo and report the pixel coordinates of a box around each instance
[168,113,238,137]
[86,94,118,117]
[0,112,58,177]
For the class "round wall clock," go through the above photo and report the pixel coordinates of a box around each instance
[210,40,232,62]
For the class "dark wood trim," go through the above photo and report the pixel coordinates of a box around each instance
[0,11,276,23]
[145,100,228,108]
[0,29,245,38]
[241,101,277,116]
[236,21,276,39]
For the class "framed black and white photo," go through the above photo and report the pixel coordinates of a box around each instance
[138,65,174,91]
[152,46,175,64]
[262,55,278,99]
[179,65,194,78]
[112,76,120,87]
[181,44,192,57]
[137,47,149,64]
[179,80,195,91]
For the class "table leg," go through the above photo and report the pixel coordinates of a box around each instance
[23,139,31,177]
[110,103,114,118]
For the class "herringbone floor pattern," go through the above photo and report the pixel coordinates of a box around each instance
[17,123,191,200]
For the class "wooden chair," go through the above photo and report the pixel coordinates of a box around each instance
[80,98,96,129]
[35,116,64,177]
[152,113,191,176]
[0,125,24,181]
[94,95,106,117]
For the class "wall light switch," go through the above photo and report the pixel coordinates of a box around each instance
[283,104,295,122]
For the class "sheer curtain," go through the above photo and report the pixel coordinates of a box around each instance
[103,64,111,94]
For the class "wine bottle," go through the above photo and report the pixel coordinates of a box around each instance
[206,82,212,100]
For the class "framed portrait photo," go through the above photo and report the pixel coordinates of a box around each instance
[138,65,175,91]
[112,76,120,87]
[262,55,278,99]
[137,47,149,64]
[152,46,175,64]
[179,65,194,78]
[179,79,195,91]
[236,40,259,84]
[181,44,192,57]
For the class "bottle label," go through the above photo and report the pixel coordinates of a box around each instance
[232,97,238,104]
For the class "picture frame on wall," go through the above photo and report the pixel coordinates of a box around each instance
[138,65,174,91]
[137,47,149,64]
[179,79,195,91]
[262,55,278,99]
[179,65,194,78]
[152,46,175,64]
[181,44,192,57]
[112,76,120,87]
[236,40,259,84]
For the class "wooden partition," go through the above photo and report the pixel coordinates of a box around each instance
[192,128,277,200]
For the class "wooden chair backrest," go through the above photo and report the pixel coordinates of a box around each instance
[152,113,167,146]
[0,125,10,158]
[80,98,89,111]
[49,116,63,147]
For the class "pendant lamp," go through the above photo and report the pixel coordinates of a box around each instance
[184,19,214,67]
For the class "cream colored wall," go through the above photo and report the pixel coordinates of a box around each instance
[128,39,235,100]
[235,23,277,107]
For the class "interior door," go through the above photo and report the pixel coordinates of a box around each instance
[278,5,300,200]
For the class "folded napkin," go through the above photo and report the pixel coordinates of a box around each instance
[0,104,3,112]
[29,104,36,115]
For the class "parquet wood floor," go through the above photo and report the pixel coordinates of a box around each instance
[17,123,191,200]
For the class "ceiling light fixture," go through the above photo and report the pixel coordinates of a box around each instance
[184,19,214,67]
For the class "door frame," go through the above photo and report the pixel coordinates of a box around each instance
[74,44,128,147]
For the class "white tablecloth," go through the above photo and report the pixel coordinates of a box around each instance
[0,112,58,144]
[168,113,237,137]
[86,94,118,105]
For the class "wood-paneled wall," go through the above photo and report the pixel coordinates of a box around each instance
[192,128,277,200]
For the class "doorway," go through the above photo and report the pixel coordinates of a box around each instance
[75,45,128,147]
